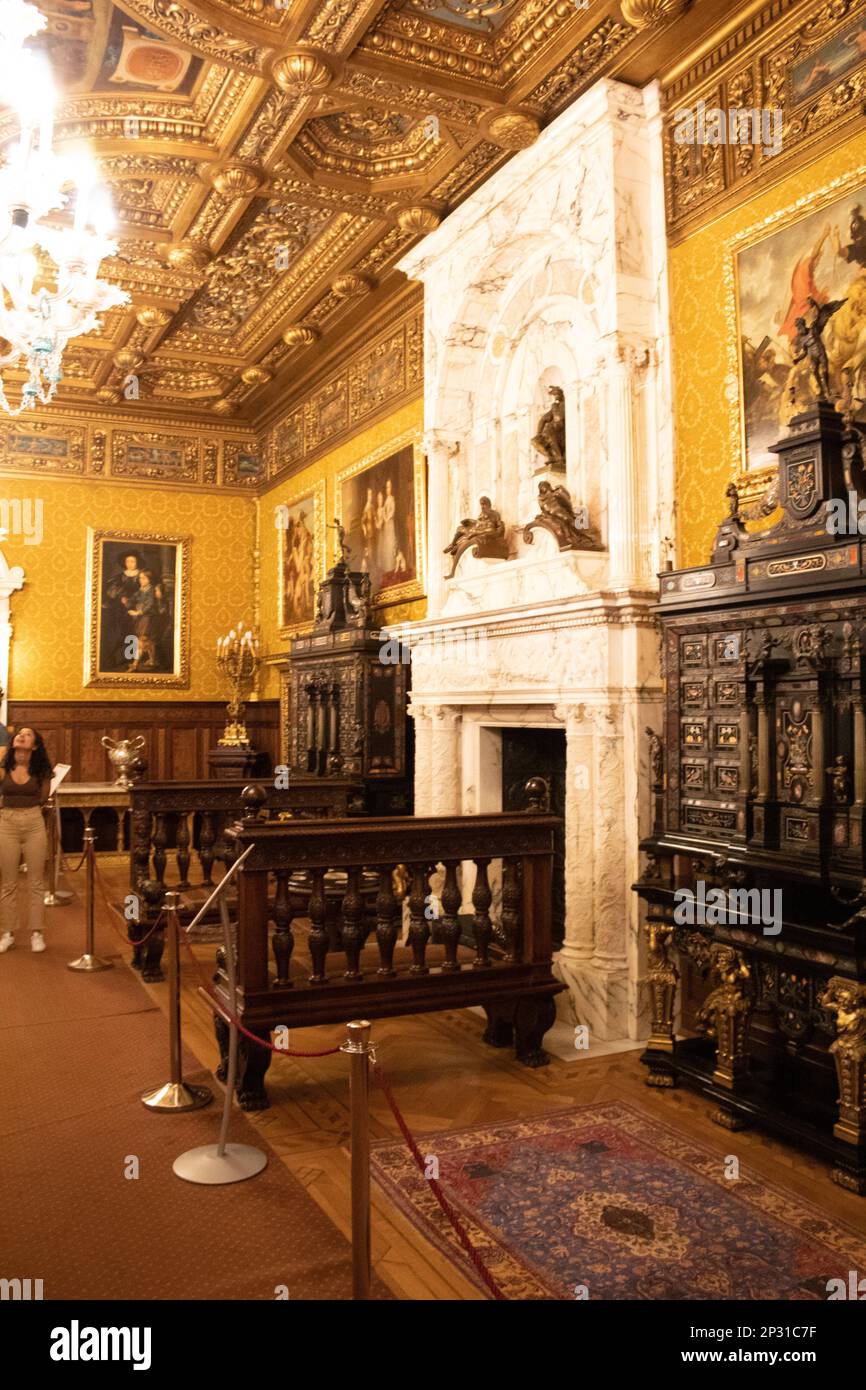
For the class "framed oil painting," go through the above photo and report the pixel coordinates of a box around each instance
[789,12,866,108]
[728,169,866,479]
[277,481,325,639]
[84,529,190,688]
[336,432,426,605]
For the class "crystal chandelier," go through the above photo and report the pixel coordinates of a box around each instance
[0,0,128,415]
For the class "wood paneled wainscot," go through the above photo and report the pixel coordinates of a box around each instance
[7,700,280,783]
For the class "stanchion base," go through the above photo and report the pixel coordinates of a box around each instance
[172,1143,267,1185]
[141,1080,213,1112]
[45,890,73,907]
[67,953,113,972]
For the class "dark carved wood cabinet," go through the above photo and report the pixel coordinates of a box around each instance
[634,402,866,1193]
[277,551,411,815]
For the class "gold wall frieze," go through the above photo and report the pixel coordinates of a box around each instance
[663,0,866,239]
[111,430,200,482]
[0,421,87,475]
[223,438,262,486]
[260,300,423,487]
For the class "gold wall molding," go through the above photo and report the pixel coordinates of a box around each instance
[0,412,256,492]
[260,297,423,488]
[663,0,866,241]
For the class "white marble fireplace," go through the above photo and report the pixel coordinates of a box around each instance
[396,79,675,1042]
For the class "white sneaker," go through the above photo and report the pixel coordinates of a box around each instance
[0,932,15,953]
[30,931,46,953]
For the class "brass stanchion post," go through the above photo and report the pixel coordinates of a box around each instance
[142,890,212,1113]
[67,827,112,972]
[341,1019,372,1300]
[44,797,72,908]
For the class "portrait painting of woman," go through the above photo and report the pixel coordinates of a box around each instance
[85,530,189,687]
[338,439,425,603]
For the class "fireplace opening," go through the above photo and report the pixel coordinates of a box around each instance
[501,727,566,948]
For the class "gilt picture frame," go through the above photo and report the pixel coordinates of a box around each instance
[336,430,426,606]
[724,163,866,503]
[276,480,325,640]
[84,528,190,688]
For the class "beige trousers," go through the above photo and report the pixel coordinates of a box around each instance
[0,806,47,938]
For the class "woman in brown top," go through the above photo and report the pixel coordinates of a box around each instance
[0,727,53,954]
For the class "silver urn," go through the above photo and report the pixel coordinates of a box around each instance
[101,735,146,790]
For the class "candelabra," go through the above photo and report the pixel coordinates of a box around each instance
[215,620,260,747]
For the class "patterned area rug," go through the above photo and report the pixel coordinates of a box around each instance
[370,1102,866,1300]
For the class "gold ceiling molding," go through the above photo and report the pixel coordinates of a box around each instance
[269,46,341,96]
[483,108,541,149]
[112,0,267,71]
[200,159,265,196]
[136,307,173,329]
[620,0,689,30]
[396,205,441,235]
[662,0,866,240]
[7,0,722,428]
[282,325,320,348]
[159,240,213,272]
[331,272,373,298]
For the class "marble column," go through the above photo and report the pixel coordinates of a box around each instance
[409,703,434,817]
[429,707,462,816]
[422,433,461,618]
[604,340,651,590]
[554,703,629,1039]
[552,704,595,1024]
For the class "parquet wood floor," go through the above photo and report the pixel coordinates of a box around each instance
[83,858,866,1299]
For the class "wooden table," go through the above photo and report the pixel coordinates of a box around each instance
[57,782,132,853]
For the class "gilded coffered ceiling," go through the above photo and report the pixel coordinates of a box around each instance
[0,0,745,426]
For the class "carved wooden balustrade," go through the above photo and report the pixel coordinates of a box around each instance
[130,778,362,895]
[213,809,563,1109]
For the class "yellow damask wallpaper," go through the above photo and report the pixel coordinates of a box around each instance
[257,396,424,699]
[0,475,255,702]
[670,128,866,570]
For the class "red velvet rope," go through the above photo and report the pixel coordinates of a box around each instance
[371,1062,507,1301]
[88,863,507,1295]
[92,859,166,947]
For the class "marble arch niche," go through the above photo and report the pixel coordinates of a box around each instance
[399,79,674,1044]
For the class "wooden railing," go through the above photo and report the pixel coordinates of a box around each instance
[129,778,363,894]
[213,809,563,1109]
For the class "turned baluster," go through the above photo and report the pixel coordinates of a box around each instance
[408,864,430,974]
[440,861,462,972]
[198,811,216,886]
[341,866,364,981]
[308,868,328,984]
[471,857,493,968]
[375,864,398,977]
[152,813,168,887]
[271,870,294,987]
[175,811,191,890]
[501,857,522,962]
